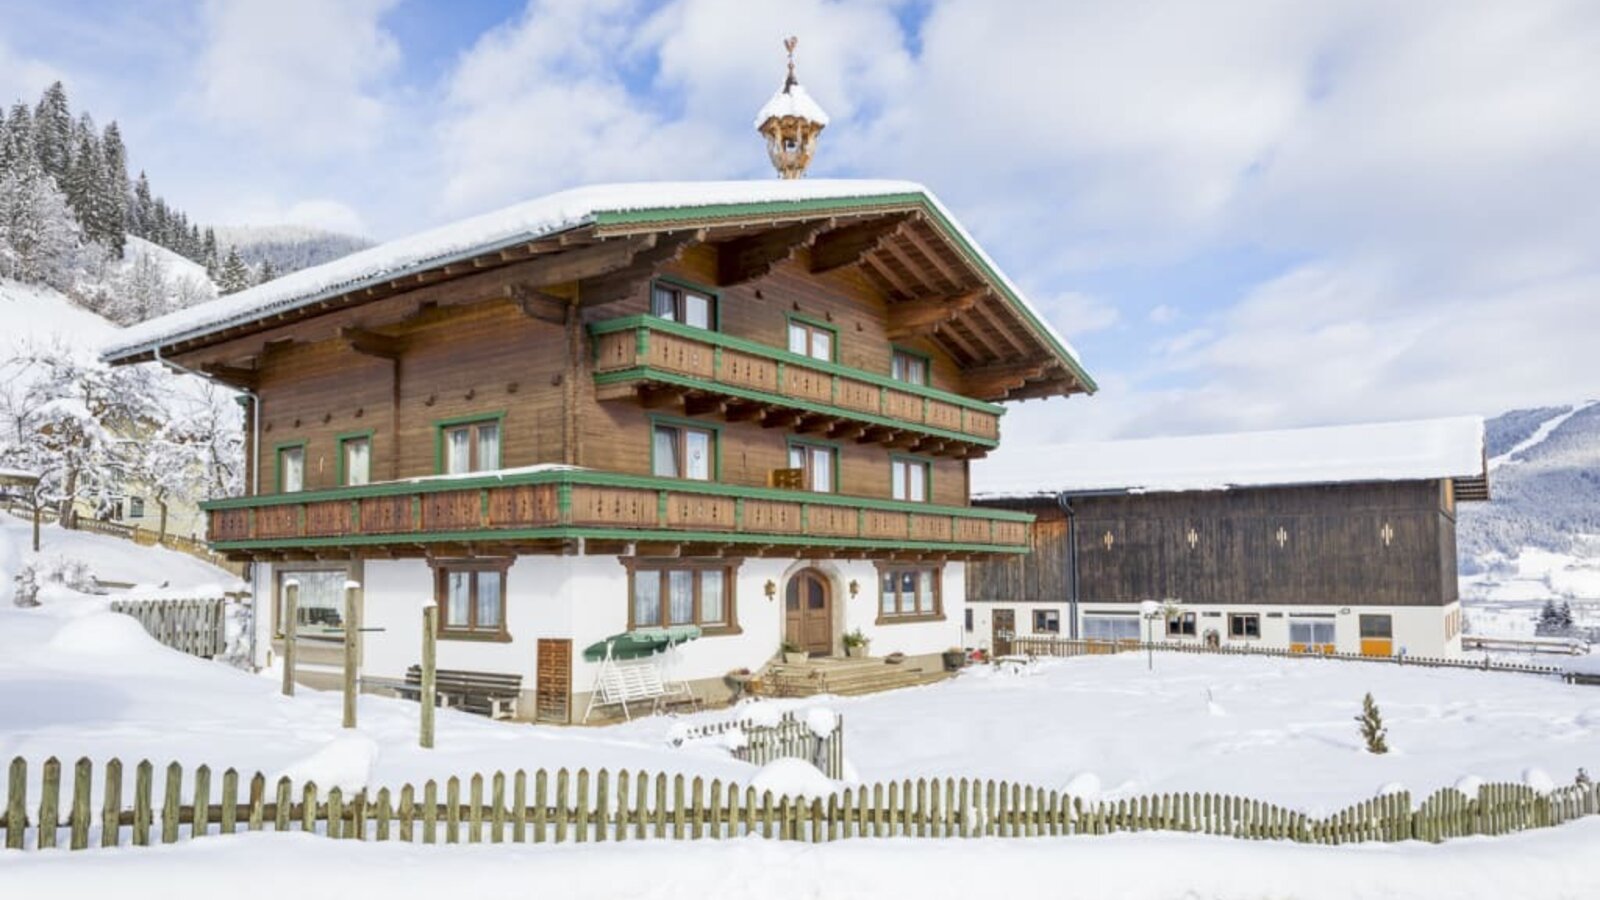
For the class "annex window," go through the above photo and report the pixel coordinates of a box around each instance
[442,420,501,475]
[434,561,509,639]
[891,349,928,386]
[1033,609,1061,634]
[787,319,834,362]
[788,442,835,493]
[1083,615,1141,642]
[340,435,371,486]
[878,566,941,620]
[129,496,145,518]
[651,282,714,330]
[891,457,929,502]
[1360,614,1393,639]
[1166,611,1197,637]
[278,444,305,493]
[1289,618,1337,650]
[1228,613,1261,639]
[654,422,715,481]
[276,568,347,639]
[629,562,738,633]
[964,608,974,631]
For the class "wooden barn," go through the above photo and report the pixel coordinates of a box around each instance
[965,417,1488,658]
[99,57,1098,720]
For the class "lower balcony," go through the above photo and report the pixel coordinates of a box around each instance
[203,467,1032,561]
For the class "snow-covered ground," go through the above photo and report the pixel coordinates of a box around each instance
[6,823,1600,900]
[0,513,241,605]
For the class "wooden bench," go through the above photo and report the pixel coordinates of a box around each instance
[582,659,701,723]
[369,666,522,720]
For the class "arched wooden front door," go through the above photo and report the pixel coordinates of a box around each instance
[785,570,833,656]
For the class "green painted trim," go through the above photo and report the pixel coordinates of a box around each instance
[786,435,841,494]
[594,195,1098,392]
[272,440,307,494]
[647,413,723,481]
[590,316,1005,416]
[432,411,507,475]
[334,430,375,487]
[595,367,997,448]
[213,525,1032,555]
[784,312,840,363]
[202,467,1034,522]
[890,453,935,503]
[650,276,722,331]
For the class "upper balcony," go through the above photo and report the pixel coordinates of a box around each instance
[589,316,1002,458]
[203,467,1032,561]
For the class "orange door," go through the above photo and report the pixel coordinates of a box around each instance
[1359,614,1393,657]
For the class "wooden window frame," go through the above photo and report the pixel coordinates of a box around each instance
[1033,609,1061,634]
[890,454,932,503]
[272,563,352,641]
[786,437,839,494]
[785,313,839,363]
[622,558,742,636]
[429,558,513,642]
[336,430,375,487]
[890,346,931,387]
[433,413,506,475]
[1228,613,1261,639]
[875,563,944,624]
[274,441,307,494]
[1166,611,1197,637]
[128,496,145,518]
[650,278,719,331]
[650,415,721,481]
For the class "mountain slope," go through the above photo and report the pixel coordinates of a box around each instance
[215,225,372,275]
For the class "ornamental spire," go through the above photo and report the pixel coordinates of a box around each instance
[754,36,829,179]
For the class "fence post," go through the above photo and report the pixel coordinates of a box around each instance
[6,757,26,850]
[282,581,299,697]
[421,604,437,749]
[343,581,361,729]
[101,758,123,848]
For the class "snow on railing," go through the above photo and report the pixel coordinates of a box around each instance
[109,597,229,659]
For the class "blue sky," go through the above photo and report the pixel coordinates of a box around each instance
[3,0,1597,447]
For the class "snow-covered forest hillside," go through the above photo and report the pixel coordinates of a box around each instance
[217,224,372,279]
[1458,401,1600,634]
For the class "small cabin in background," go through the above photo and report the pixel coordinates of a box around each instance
[965,417,1488,659]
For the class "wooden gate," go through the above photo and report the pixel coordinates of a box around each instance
[535,638,571,724]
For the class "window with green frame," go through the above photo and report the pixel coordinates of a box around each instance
[276,442,306,493]
[786,315,836,362]
[787,439,836,492]
[891,456,930,502]
[337,433,373,486]
[438,417,502,475]
[651,280,715,330]
[653,420,717,481]
[891,348,929,386]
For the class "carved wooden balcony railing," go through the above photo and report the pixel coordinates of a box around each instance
[589,316,1002,458]
[204,468,1032,560]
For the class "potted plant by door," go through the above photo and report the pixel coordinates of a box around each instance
[942,646,967,671]
[780,640,808,666]
[843,629,871,659]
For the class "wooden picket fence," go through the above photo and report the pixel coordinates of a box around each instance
[1004,634,1567,678]
[109,598,229,659]
[671,711,845,779]
[4,755,1598,852]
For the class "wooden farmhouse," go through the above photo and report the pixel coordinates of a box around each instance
[965,417,1488,659]
[100,63,1095,720]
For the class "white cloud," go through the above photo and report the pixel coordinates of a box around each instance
[1035,291,1119,338]
[0,38,63,103]
[195,0,401,156]
[1148,304,1180,325]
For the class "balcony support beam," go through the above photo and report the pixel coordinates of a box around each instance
[715,221,827,286]
[885,290,986,341]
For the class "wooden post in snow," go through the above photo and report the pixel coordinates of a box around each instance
[281,580,299,697]
[343,580,361,729]
[421,603,437,749]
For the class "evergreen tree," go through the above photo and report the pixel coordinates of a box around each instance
[32,81,72,183]
[202,226,218,276]
[131,171,153,237]
[256,258,276,284]
[217,245,251,294]
[1537,600,1573,637]
[1355,693,1389,754]
[0,152,81,290]
[100,122,129,257]
[1,102,34,171]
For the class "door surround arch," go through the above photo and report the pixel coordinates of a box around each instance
[781,561,845,657]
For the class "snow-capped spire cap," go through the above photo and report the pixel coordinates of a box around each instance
[755,37,828,179]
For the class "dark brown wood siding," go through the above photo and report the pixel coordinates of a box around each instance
[966,501,1069,603]
[968,480,1457,608]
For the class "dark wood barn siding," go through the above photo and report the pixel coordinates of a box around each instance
[966,502,1068,602]
[969,480,1457,609]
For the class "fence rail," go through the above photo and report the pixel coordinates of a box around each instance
[3,755,1597,852]
[671,711,844,779]
[2,502,240,574]
[1001,634,1569,677]
[109,598,229,659]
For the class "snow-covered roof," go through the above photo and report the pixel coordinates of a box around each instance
[754,82,830,128]
[974,416,1487,500]
[100,180,1088,388]
[0,467,40,483]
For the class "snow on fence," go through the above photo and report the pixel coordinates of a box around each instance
[670,710,845,779]
[3,755,1598,852]
[109,598,228,659]
[1003,634,1568,677]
